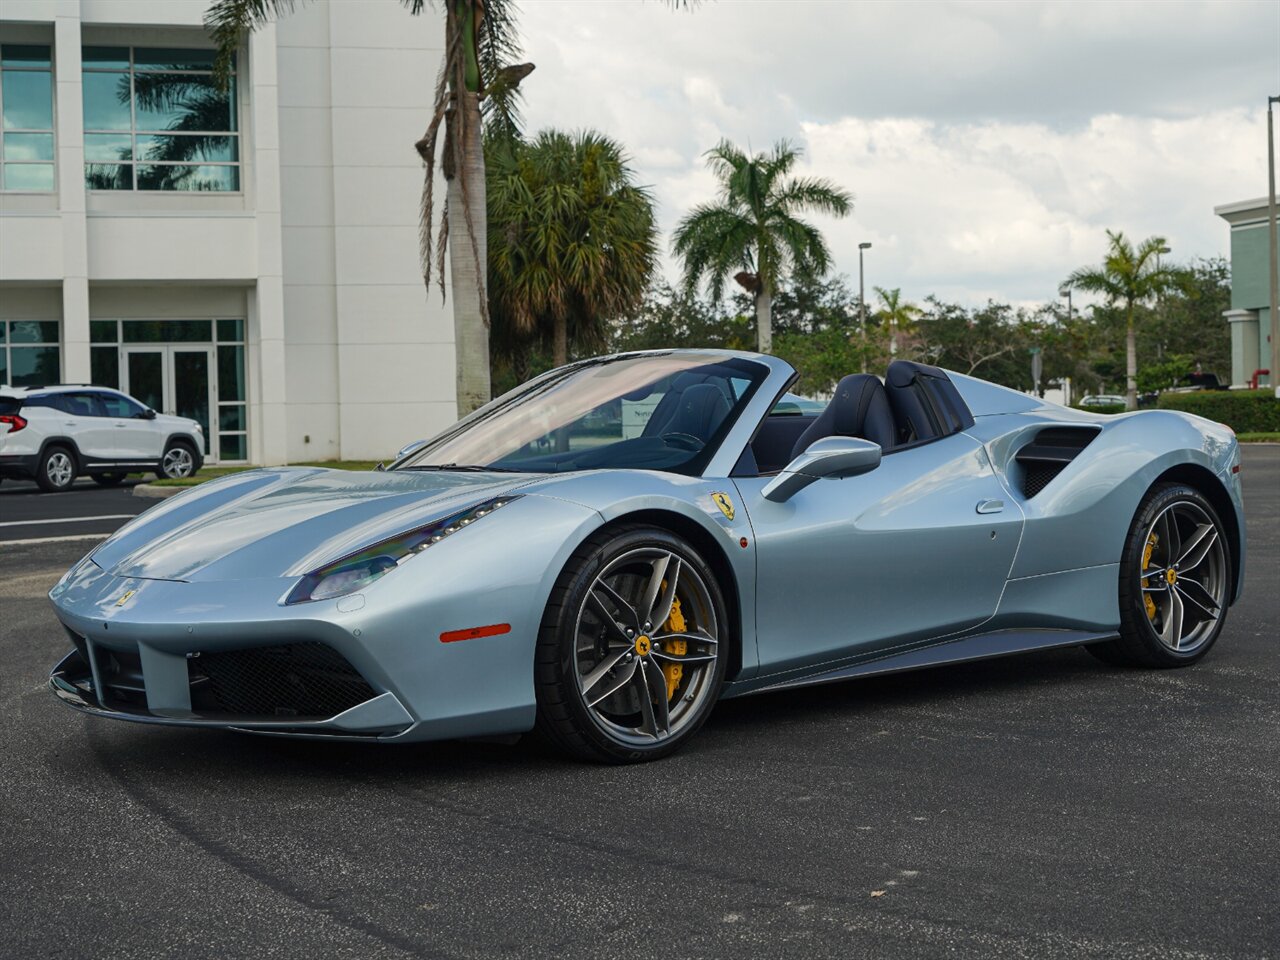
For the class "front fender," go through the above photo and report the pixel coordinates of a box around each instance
[524,470,759,679]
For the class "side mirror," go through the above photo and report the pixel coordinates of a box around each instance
[394,439,428,460]
[762,436,882,503]
[136,408,157,420]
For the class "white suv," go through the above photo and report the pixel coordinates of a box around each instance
[0,385,204,492]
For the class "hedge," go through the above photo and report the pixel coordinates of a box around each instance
[1157,389,1280,433]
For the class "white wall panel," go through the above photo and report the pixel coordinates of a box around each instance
[0,216,64,280]
[333,225,421,287]
[282,284,337,345]
[330,108,424,169]
[86,216,258,280]
[332,165,422,227]
[335,284,447,345]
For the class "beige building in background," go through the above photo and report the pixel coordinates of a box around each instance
[0,0,454,465]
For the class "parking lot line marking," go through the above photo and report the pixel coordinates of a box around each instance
[0,514,136,528]
[0,535,113,547]
[0,533,112,546]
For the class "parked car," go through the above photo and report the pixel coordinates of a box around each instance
[0,385,204,492]
[1079,394,1126,409]
[771,392,826,416]
[45,353,1242,763]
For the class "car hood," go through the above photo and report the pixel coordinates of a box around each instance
[90,468,538,583]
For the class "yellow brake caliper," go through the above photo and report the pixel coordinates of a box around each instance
[1142,532,1158,620]
[660,587,687,701]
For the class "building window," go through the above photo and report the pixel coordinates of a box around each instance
[1,320,61,386]
[82,46,239,192]
[1,45,55,192]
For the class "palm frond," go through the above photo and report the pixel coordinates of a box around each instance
[773,175,853,216]
[205,0,299,84]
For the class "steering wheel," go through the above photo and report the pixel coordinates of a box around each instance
[661,432,705,452]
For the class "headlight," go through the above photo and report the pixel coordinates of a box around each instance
[284,496,518,604]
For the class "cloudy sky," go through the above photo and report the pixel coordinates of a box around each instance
[517,0,1279,307]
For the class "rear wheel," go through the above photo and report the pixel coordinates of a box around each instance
[535,526,728,763]
[36,446,76,493]
[92,472,127,487]
[1088,483,1230,667]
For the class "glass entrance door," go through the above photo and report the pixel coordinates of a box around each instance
[122,345,216,462]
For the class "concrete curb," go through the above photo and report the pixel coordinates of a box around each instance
[132,483,186,499]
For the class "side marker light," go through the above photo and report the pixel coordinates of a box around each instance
[440,623,512,643]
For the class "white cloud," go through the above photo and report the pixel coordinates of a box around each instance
[517,0,1278,306]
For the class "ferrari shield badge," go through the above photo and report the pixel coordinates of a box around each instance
[711,492,735,521]
[115,589,136,607]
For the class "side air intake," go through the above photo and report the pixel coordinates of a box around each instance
[1014,427,1099,498]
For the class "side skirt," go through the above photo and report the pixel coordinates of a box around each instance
[722,628,1117,698]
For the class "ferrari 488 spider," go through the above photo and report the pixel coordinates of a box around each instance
[48,351,1244,762]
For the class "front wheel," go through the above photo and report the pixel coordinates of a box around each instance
[1089,483,1230,668]
[535,526,729,763]
[157,441,197,480]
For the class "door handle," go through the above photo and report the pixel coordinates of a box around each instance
[114,423,128,428]
[976,499,1004,514]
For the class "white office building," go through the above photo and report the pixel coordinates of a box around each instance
[0,0,455,465]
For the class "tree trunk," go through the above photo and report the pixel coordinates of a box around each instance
[553,313,568,368]
[449,89,490,419]
[1125,305,1138,411]
[756,283,773,355]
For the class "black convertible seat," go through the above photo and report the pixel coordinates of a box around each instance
[884,360,975,445]
[665,383,731,442]
[643,372,732,438]
[791,374,896,459]
[751,414,816,472]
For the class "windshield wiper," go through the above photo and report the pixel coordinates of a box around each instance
[403,463,523,473]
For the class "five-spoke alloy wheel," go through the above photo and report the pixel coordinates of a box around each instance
[535,526,728,763]
[36,446,76,493]
[1091,482,1231,667]
[158,441,196,480]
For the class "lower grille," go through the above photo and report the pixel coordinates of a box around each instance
[189,642,376,719]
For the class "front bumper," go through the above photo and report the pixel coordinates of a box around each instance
[45,491,602,743]
[49,647,414,738]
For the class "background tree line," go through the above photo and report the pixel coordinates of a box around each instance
[606,257,1230,401]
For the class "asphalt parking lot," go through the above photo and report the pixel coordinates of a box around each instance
[0,476,150,542]
[1,448,1277,959]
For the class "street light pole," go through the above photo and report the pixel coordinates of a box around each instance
[1059,284,1072,321]
[858,242,871,374]
[1268,95,1280,396]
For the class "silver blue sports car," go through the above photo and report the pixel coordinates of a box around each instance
[48,350,1245,763]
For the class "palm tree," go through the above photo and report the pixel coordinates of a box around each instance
[874,286,920,358]
[672,139,851,355]
[1066,231,1179,411]
[488,129,658,369]
[205,0,528,417]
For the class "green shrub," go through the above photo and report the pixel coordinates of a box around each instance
[1157,390,1280,433]
[1073,403,1125,415]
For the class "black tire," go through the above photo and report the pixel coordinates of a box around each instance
[534,525,729,764]
[156,440,197,480]
[1089,482,1230,668]
[92,472,127,487]
[36,445,77,493]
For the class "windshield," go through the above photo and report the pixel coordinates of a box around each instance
[398,352,770,475]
